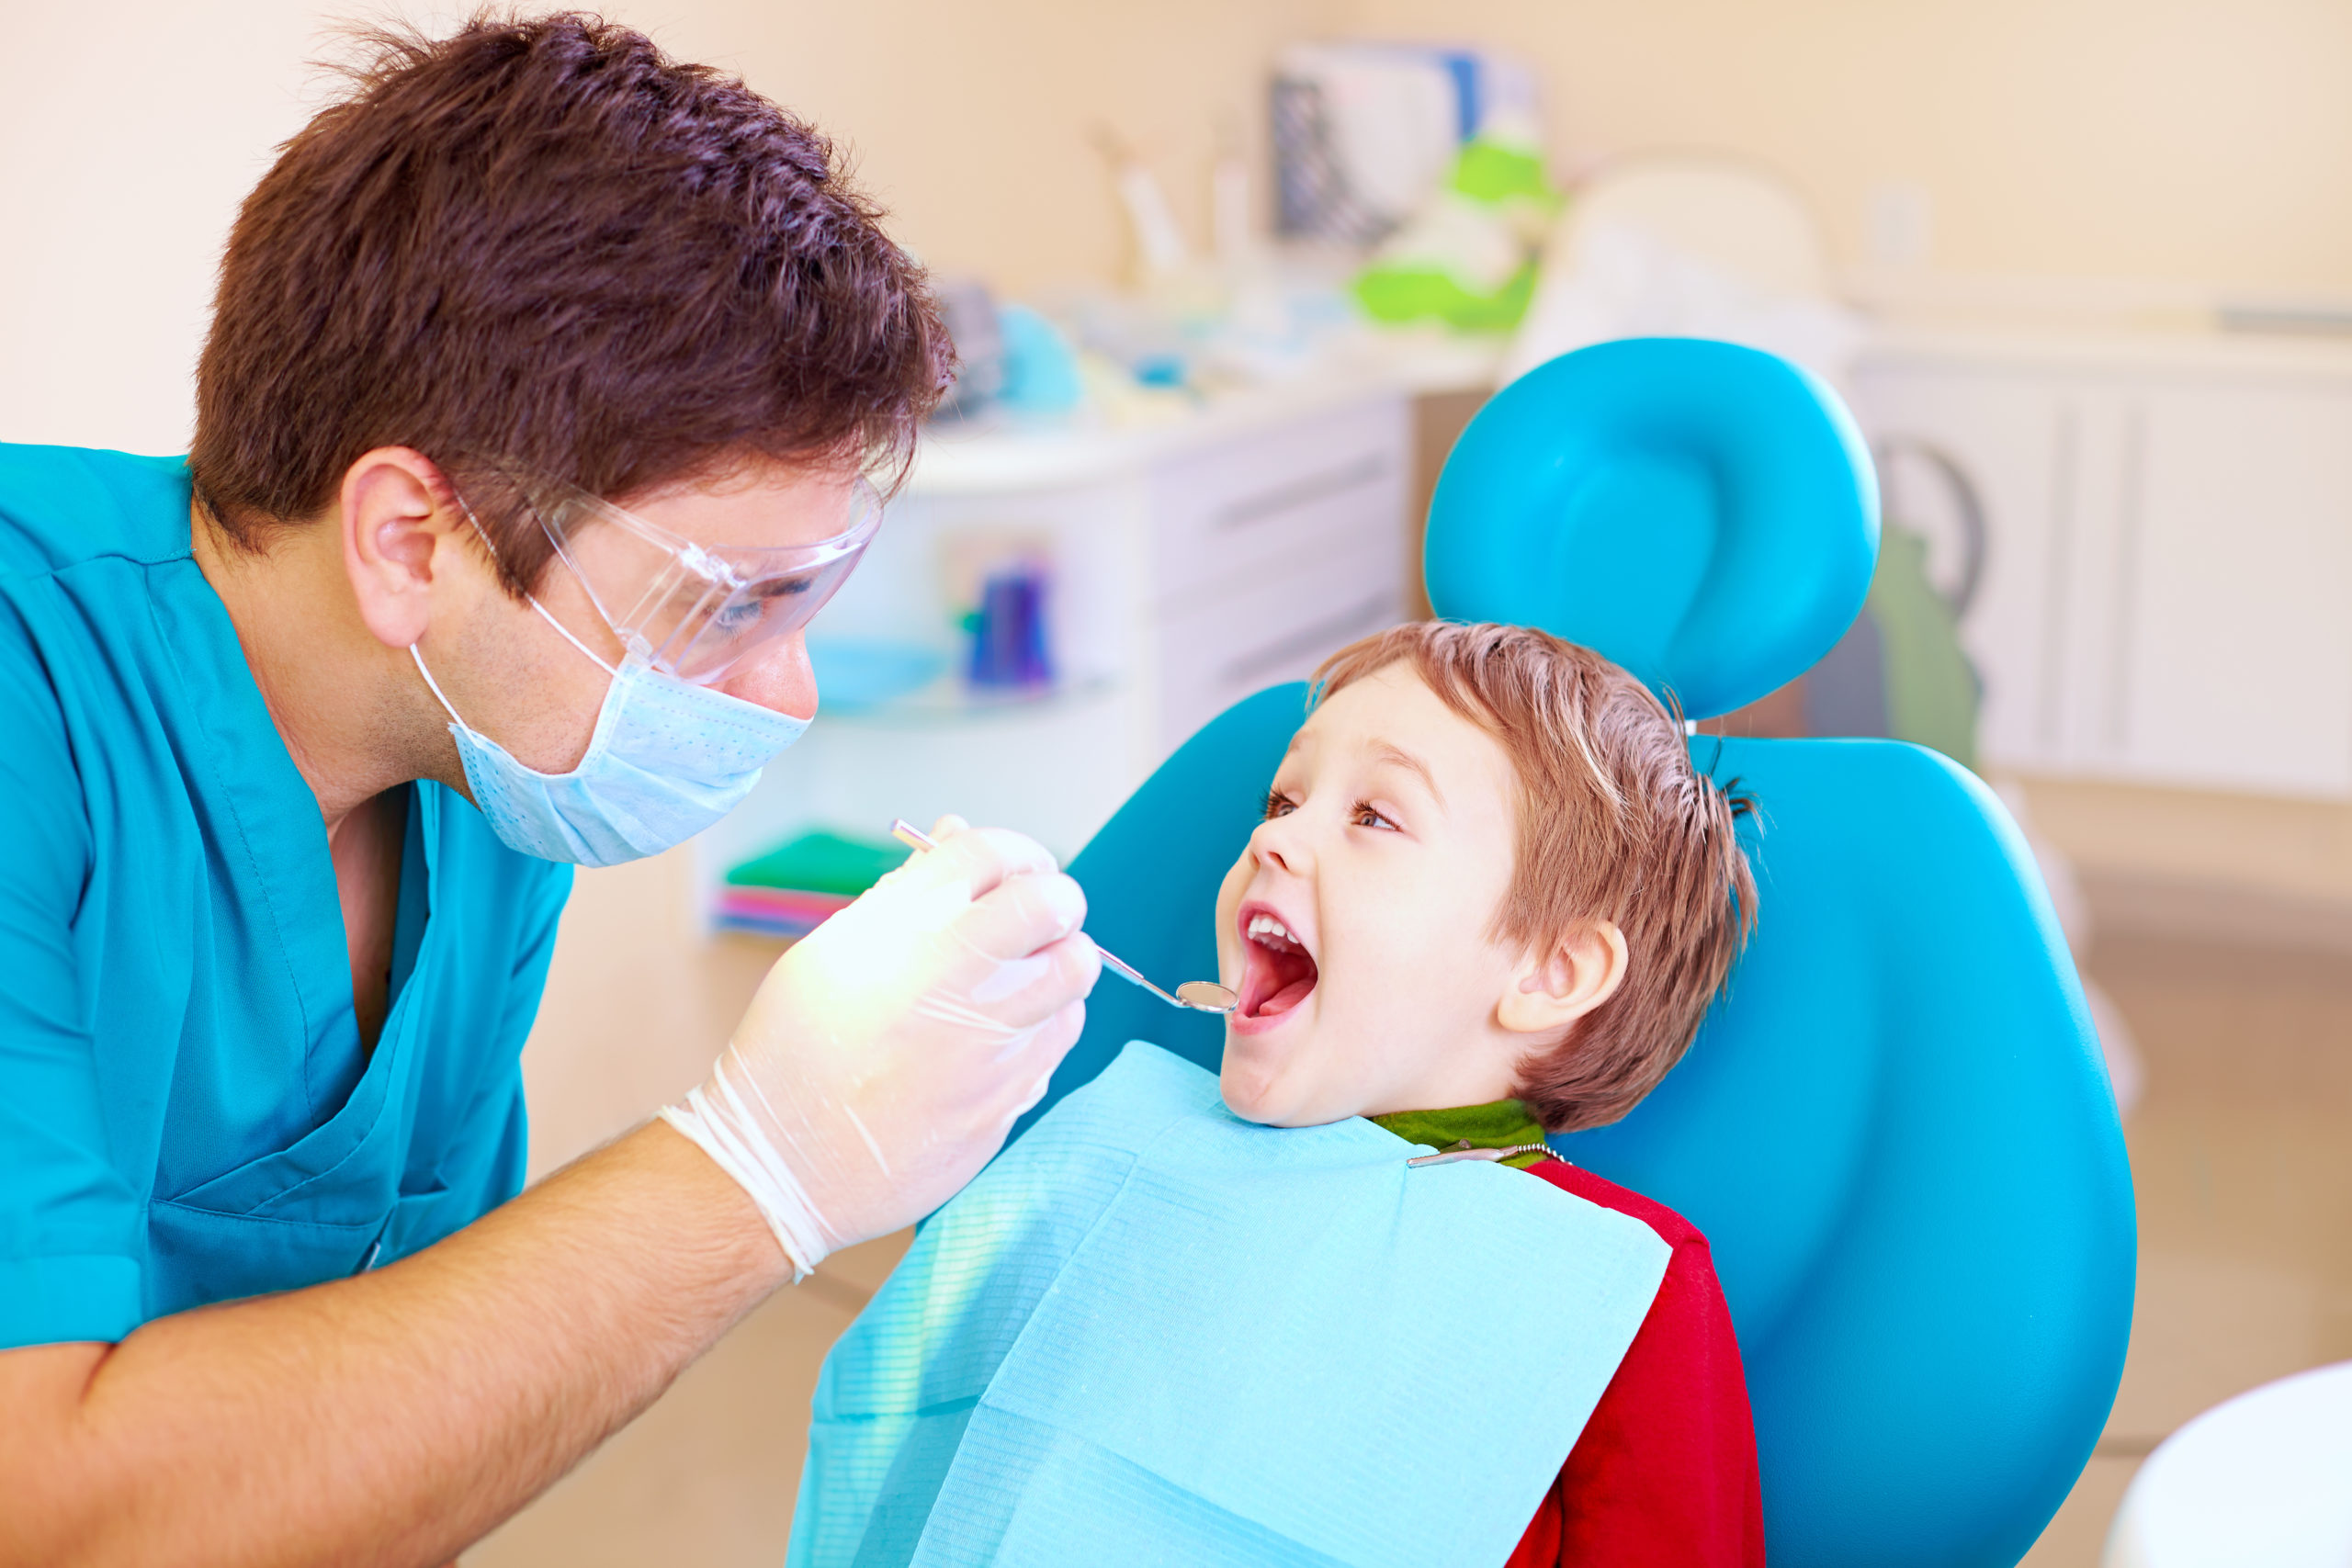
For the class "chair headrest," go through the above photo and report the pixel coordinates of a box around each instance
[1424,338,1879,719]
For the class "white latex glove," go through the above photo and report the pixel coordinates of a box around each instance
[662,818,1100,1279]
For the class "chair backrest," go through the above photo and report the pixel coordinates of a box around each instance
[1035,339,2136,1568]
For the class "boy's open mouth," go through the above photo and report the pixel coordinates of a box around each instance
[1237,903,1318,1022]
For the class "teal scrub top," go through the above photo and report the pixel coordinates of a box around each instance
[0,443,574,1348]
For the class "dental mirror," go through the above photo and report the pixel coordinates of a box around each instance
[887,819,1238,1015]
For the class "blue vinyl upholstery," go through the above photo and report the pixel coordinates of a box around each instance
[1426,338,1879,717]
[1033,339,2136,1568]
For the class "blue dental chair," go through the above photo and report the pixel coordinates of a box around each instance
[1022,340,2136,1566]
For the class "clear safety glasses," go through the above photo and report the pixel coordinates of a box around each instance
[495,468,883,686]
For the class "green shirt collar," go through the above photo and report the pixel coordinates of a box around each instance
[1369,1100,1554,1168]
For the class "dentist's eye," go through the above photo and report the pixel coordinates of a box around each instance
[1262,789,1297,820]
[1351,801,1399,831]
[710,599,766,632]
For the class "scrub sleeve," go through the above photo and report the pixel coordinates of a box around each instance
[0,443,572,1349]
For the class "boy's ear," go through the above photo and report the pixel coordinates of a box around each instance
[1498,919,1629,1036]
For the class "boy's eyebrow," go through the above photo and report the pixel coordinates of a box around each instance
[1368,740,1444,807]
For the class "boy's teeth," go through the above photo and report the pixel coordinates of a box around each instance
[1247,912,1300,948]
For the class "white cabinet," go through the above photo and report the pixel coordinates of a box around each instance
[1851,333,2352,799]
[2120,385,2352,796]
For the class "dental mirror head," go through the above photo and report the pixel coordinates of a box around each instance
[886,818,1236,1016]
[1175,980,1238,1013]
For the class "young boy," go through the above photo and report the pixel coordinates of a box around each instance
[1216,620,1761,1566]
[796,621,1761,1566]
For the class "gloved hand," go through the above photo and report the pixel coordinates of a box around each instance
[662,818,1100,1279]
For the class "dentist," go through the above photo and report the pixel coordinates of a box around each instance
[0,17,1097,1566]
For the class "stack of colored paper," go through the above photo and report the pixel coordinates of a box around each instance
[715,829,910,942]
[714,884,854,939]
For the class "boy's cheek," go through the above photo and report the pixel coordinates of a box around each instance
[1209,852,1254,981]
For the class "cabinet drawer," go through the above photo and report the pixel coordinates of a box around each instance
[1147,398,1408,603]
[1153,536,1401,750]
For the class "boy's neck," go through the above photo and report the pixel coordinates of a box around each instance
[1368,1100,1553,1168]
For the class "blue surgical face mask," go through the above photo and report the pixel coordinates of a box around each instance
[411,598,808,868]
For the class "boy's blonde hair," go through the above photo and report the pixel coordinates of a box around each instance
[1312,622,1756,1133]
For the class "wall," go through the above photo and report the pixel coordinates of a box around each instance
[0,1,370,457]
[0,0,1340,458]
[10,0,2347,455]
[662,0,1338,294]
[1346,0,2352,297]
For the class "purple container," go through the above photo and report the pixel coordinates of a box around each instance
[967,564,1054,691]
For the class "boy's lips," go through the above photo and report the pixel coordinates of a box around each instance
[1234,899,1318,1032]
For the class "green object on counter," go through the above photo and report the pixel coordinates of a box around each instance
[1353,260,1539,333]
[1451,139,1553,205]
[727,829,910,895]
[1351,131,1560,333]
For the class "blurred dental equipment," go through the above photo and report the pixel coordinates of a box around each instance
[1272,42,1540,247]
[889,819,1237,1013]
[1504,153,1867,389]
[1091,124,1193,285]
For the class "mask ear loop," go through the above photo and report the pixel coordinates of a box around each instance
[456,480,624,678]
[409,597,616,742]
[411,641,468,727]
[526,595,619,676]
[448,473,652,686]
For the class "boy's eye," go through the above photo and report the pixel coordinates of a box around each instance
[1351,801,1398,831]
[1262,789,1296,820]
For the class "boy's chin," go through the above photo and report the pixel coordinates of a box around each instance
[1218,1051,1355,1129]
[1218,1055,1294,1125]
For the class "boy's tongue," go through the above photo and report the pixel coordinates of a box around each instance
[1257,971,1316,1016]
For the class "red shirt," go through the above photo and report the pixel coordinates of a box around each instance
[1505,1160,1766,1567]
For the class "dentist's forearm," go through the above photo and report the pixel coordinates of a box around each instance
[0,1121,788,1568]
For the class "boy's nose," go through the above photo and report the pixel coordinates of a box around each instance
[1250,816,1310,877]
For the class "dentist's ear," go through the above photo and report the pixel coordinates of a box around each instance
[338,446,476,651]
[1498,919,1629,1036]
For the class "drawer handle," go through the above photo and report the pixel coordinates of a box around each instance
[1213,454,1391,532]
[1219,591,1397,686]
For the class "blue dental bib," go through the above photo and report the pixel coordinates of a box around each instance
[790,1043,1669,1568]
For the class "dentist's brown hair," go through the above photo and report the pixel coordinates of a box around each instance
[1311,622,1756,1133]
[188,12,949,598]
